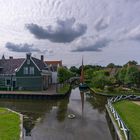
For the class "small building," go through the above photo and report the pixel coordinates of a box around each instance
[0,53,51,91]
[104,67,120,76]
[45,60,62,84]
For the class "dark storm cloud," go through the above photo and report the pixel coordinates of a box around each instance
[5,42,40,52]
[72,36,111,52]
[25,18,87,43]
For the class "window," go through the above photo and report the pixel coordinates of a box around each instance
[6,79,11,86]
[29,67,34,75]
[27,59,30,65]
[23,67,28,74]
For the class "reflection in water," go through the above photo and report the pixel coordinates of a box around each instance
[0,88,112,140]
[23,112,41,136]
[80,91,84,115]
[56,98,69,122]
[86,92,107,113]
[0,99,60,136]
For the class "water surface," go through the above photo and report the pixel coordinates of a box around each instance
[0,88,112,140]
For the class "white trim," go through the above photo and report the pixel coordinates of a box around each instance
[16,59,26,72]
[30,57,40,71]
[16,57,41,73]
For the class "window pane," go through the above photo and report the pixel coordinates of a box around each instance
[30,67,34,75]
[23,67,28,74]
[6,79,11,85]
[27,60,30,65]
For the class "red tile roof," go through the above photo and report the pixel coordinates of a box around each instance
[45,61,62,66]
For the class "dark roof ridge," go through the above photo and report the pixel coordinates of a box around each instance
[31,57,46,70]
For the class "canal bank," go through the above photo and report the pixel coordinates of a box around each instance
[0,84,72,99]
[89,88,117,97]
[0,107,23,140]
[106,95,140,140]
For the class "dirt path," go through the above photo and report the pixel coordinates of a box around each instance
[133,101,140,106]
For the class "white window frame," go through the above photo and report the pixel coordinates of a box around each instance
[29,67,34,75]
[23,67,28,75]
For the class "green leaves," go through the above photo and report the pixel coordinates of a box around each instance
[57,67,73,83]
[125,66,140,85]
[92,70,110,89]
[117,65,140,87]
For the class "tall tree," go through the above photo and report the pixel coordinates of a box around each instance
[58,67,73,83]
[124,66,140,86]
[107,63,115,68]
[69,66,79,75]
[92,70,111,89]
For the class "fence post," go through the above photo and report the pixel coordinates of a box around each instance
[127,130,131,140]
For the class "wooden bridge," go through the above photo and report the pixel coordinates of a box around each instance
[69,77,80,83]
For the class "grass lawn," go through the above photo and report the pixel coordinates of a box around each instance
[114,101,140,140]
[57,84,70,94]
[0,108,21,140]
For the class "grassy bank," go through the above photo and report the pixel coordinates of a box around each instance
[0,108,20,140]
[90,87,140,96]
[114,101,140,140]
[57,84,70,94]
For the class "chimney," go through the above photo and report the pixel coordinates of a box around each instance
[26,53,31,59]
[41,55,44,62]
[9,56,13,59]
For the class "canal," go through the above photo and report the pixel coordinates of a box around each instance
[0,87,112,140]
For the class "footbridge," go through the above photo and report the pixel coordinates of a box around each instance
[69,77,80,83]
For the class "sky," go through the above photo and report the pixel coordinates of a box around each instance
[1,0,140,67]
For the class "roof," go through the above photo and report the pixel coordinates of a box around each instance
[0,56,47,75]
[136,65,140,70]
[45,60,62,66]
[0,58,25,75]
[104,67,120,76]
[32,57,47,70]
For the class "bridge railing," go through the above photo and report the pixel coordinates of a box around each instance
[69,77,80,83]
[107,99,130,140]
[107,95,140,140]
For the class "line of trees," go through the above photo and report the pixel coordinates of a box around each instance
[69,60,140,91]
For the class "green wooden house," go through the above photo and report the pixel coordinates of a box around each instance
[0,53,52,91]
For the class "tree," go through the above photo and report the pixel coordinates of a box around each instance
[124,66,140,87]
[92,70,111,89]
[116,67,127,84]
[57,67,73,84]
[124,60,138,67]
[84,68,94,84]
[107,63,115,68]
[127,60,138,65]
[69,66,79,76]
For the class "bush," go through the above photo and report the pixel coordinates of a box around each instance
[104,86,114,92]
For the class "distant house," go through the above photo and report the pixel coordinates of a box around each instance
[45,60,62,84]
[104,67,120,76]
[0,53,51,91]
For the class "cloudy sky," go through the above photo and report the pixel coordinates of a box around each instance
[1,0,140,67]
